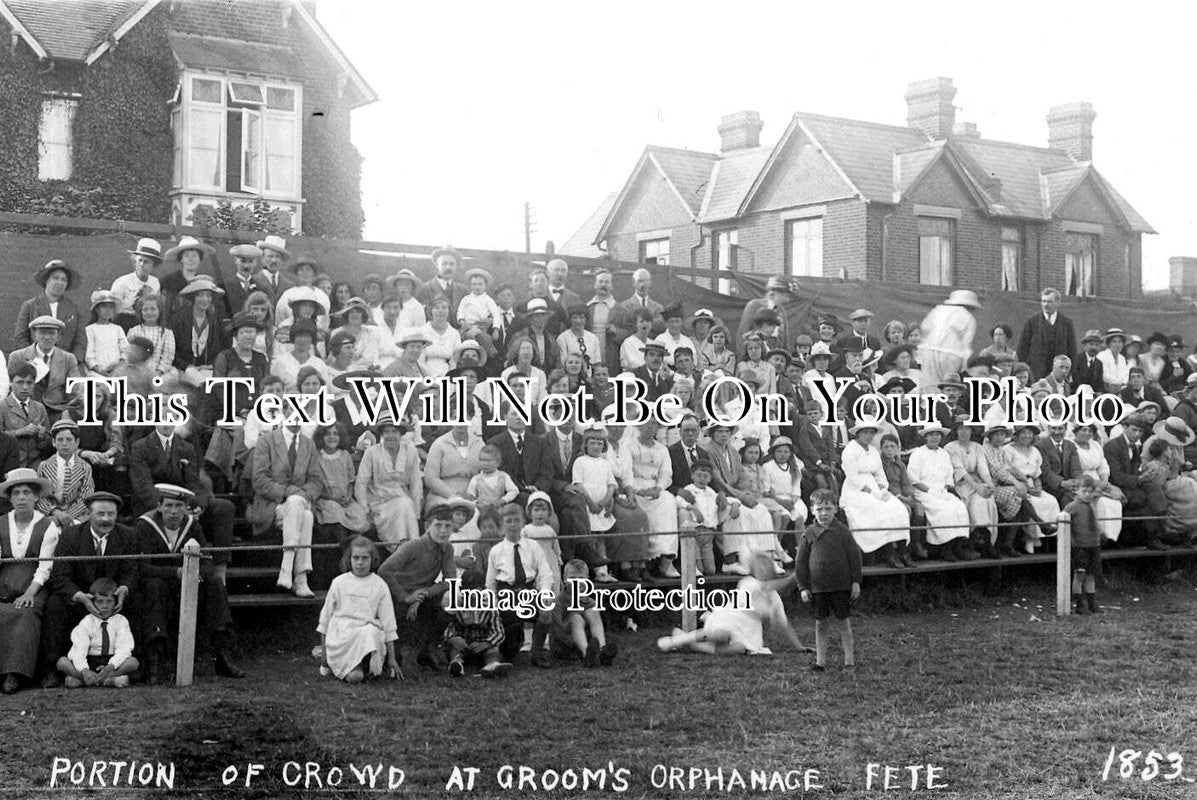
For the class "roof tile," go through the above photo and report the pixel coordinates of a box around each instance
[4,0,144,60]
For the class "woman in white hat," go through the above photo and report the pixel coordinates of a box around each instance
[907,424,974,561]
[330,298,388,372]
[169,278,226,387]
[160,236,218,320]
[838,420,911,557]
[354,414,421,549]
[1096,328,1131,394]
[916,289,981,389]
[110,238,162,330]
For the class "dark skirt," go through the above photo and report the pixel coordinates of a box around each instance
[0,596,45,678]
[605,501,651,563]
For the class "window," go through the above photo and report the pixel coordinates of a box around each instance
[172,74,302,197]
[1001,226,1022,291]
[1065,232,1097,296]
[38,95,79,181]
[639,238,669,266]
[714,229,737,294]
[786,217,823,277]
[918,217,954,286]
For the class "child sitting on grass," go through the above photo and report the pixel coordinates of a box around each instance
[317,536,400,683]
[675,459,726,576]
[796,489,862,672]
[466,444,519,512]
[550,559,617,667]
[57,578,138,688]
[444,569,511,678]
[1066,476,1103,615]
[656,553,812,656]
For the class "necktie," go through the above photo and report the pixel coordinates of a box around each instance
[577,335,589,365]
[513,542,527,586]
[505,311,513,326]
[100,620,110,659]
[56,460,66,500]
[515,434,523,454]
[288,433,298,471]
[43,353,50,365]
[94,534,106,557]
[20,400,27,416]
[562,437,572,464]
[689,447,698,465]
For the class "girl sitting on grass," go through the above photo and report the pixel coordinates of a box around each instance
[656,553,813,656]
[317,536,399,684]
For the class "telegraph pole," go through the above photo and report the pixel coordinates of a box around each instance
[524,202,536,253]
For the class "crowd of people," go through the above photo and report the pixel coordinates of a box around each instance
[1,236,1197,690]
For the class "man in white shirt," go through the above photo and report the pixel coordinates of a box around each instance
[485,502,554,665]
[110,238,162,330]
[586,270,618,368]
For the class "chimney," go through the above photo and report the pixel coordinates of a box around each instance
[1047,102,1096,161]
[1170,256,1197,297]
[718,111,763,152]
[953,121,980,139]
[905,77,956,140]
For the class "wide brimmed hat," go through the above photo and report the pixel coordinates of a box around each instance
[289,252,319,273]
[1126,335,1144,347]
[662,302,684,320]
[849,308,874,321]
[331,369,380,392]
[287,286,330,314]
[1011,423,1041,437]
[1146,331,1170,348]
[126,238,163,262]
[1185,372,1197,389]
[765,275,792,292]
[860,347,883,371]
[768,436,794,452]
[374,412,407,436]
[691,308,715,325]
[463,267,492,286]
[453,339,488,366]
[444,496,474,513]
[1154,416,1197,447]
[446,363,483,380]
[938,372,965,390]
[398,330,432,347]
[34,259,78,290]
[424,504,455,522]
[1102,327,1126,343]
[90,290,118,311]
[431,245,463,264]
[1168,335,1188,350]
[229,244,262,259]
[877,376,916,395]
[918,423,950,438]
[0,467,52,495]
[177,277,224,296]
[164,236,215,262]
[28,314,64,331]
[228,311,264,333]
[848,420,880,436]
[387,269,420,290]
[334,297,372,322]
[944,289,981,309]
[256,235,290,258]
[984,423,1013,438]
[1080,329,1103,344]
[808,342,833,359]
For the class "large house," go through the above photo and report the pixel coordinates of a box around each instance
[0,0,375,236]
[562,78,1154,299]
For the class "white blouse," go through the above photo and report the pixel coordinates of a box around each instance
[5,511,60,588]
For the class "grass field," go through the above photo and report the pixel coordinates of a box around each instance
[4,566,1197,799]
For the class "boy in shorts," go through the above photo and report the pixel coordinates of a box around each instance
[796,490,862,672]
[1066,475,1103,615]
[56,578,138,688]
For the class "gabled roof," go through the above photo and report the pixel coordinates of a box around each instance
[560,193,618,258]
[0,0,154,61]
[794,112,929,202]
[697,145,771,223]
[594,146,717,243]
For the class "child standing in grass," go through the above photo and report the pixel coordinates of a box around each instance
[796,489,862,672]
[550,559,617,667]
[318,536,400,683]
[1066,475,1103,615]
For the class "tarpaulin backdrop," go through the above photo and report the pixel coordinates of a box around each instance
[1,231,1193,356]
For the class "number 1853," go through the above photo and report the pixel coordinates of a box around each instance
[1102,748,1194,782]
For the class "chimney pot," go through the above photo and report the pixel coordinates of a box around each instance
[1047,102,1096,161]
[905,77,956,140]
[718,111,763,152]
[953,121,980,139]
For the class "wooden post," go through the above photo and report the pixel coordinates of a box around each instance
[176,549,201,687]
[1055,511,1071,618]
[680,532,698,633]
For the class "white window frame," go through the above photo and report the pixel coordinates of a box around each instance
[917,216,954,286]
[38,94,80,181]
[786,216,824,278]
[1000,226,1022,291]
[1064,231,1097,297]
[639,237,670,266]
[172,71,302,199]
[714,229,737,295]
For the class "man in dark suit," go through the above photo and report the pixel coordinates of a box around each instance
[252,235,295,306]
[737,275,799,349]
[1042,355,1074,397]
[626,341,673,402]
[128,423,237,582]
[489,283,522,373]
[1071,330,1105,394]
[1103,414,1167,550]
[667,412,709,497]
[609,268,665,340]
[1118,367,1171,412]
[1037,424,1082,506]
[514,269,567,337]
[792,399,842,496]
[39,492,140,687]
[415,245,470,314]
[223,243,266,317]
[1016,288,1077,381]
[13,260,86,363]
[545,258,582,312]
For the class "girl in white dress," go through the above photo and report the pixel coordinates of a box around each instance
[944,424,1000,557]
[839,421,911,555]
[760,436,806,556]
[625,418,678,578]
[1072,422,1125,541]
[572,427,618,537]
[317,537,399,683]
[906,424,972,559]
[1003,425,1061,552]
[720,438,786,573]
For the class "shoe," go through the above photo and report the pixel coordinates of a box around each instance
[275,576,292,592]
[480,661,512,679]
[425,647,449,672]
[399,647,422,683]
[1024,540,1036,554]
[941,547,959,563]
[810,664,825,673]
[1074,596,1086,615]
[531,649,553,668]
[599,642,618,666]
[724,562,749,576]
[584,636,601,668]
[593,567,618,584]
[448,659,465,678]
[660,562,681,579]
[957,540,980,561]
[899,549,915,568]
[1086,594,1103,614]
[884,550,904,569]
[1,674,18,694]
[111,676,129,688]
[910,538,929,560]
[292,574,315,599]
[214,651,245,679]
[694,564,704,577]
[41,671,62,690]
[63,676,82,688]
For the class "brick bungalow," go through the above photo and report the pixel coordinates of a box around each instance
[563,78,1154,299]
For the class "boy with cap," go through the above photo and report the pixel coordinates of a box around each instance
[111,238,162,331]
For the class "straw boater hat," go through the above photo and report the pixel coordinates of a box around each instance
[90,290,118,311]
[126,238,163,263]
[1102,327,1126,343]
[1154,416,1197,447]
[164,236,216,262]
[452,340,488,366]
[229,244,262,260]
[373,411,406,437]
[848,419,880,436]
[691,308,715,326]
[640,341,667,355]
[334,297,372,322]
[524,297,549,315]
[177,277,224,296]
[938,372,965,390]
[0,467,52,495]
[28,314,64,331]
[944,289,981,309]
[984,423,1013,439]
[287,286,330,315]
[256,235,290,259]
[463,267,492,286]
[431,245,463,264]
[34,259,78,290]
[1080,329,1102,344]
[387,269,419,291]
[289,252,320,273]
[765,275,792,292]
[918,423,950,438]
[398,330,432,348]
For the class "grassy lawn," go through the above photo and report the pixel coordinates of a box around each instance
[4,568,1197,799]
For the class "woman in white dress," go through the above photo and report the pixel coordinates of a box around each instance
[906,424,973,560]
[1072,422,1125,541]
[1003,425,1061,553]
[418,296,462,378]
[944,424,1000,557]
[354,415,422,549]
[625,418,678,578]
[602,411,651,582]
[839,421,910,556]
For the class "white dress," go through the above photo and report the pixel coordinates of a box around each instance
[760,460,807,523]
[700,576,788,655]
[625,438,677,558]
[1003,444,1061,543]
[316,572,397,680]
[944,440,1000,536]
[1074,439,1123,541]
[906,446,970,544]
[572,455,617,532]
[839,441,910,553]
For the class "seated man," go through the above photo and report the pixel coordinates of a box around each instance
[485,502,555,667]
[129,423,237,583]
[39,492,139,688]
[1103,414,1168,550]
[7,315,81,422]
[249,421,323,598]
[377,504,457,680]
[1037,423,1082,507]
[134,484,244,684]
